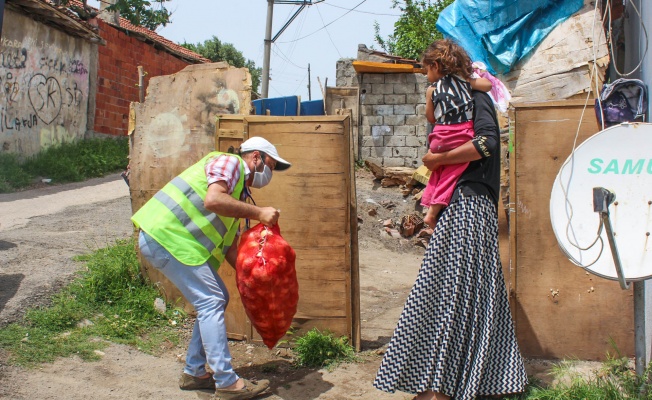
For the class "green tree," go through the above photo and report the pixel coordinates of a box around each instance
[54,0,171,31]
[374,0,454,61]
[106,0,172,31]
[181,36,262,94]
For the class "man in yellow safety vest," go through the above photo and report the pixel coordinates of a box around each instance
[132,136,291,399]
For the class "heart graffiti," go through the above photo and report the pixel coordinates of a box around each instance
[28,73,62,125]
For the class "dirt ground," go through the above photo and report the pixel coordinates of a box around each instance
[0,169,599,399]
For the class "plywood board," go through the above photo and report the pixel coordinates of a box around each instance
[215,115,360,349]
[511,99,634,360]
[128,63,251,318]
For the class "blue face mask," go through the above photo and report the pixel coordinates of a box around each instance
[251,158,273,189]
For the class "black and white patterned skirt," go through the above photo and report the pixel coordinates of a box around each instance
[373,194,527,400]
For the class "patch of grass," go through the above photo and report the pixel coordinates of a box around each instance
[504,356,652,400]
[0,153,33,193]
[0,239,187,367]
[0,137,128,193]
[293,328,356,369]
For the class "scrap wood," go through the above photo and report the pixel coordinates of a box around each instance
[365,160,384,179]
[412,165,431,186]
[382,167,416,187]
[364,160,417,187]
[381,177,405,187]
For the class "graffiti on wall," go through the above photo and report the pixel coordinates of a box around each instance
[0,29,90,155]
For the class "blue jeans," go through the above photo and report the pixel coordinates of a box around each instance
[138,231,238,388]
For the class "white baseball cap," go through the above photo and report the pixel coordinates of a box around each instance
[240,136,292,171]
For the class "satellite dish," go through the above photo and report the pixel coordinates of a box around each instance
[550,123,652,283]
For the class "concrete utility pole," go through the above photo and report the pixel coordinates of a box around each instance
[261,0,274,99]
[261,0,324,99]
[307,63,311,101]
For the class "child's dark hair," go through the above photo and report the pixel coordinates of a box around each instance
[421,39,473,80]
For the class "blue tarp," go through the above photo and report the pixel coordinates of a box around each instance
[252,96,300,116]
[436,0,585,75]
[252,97,325,116]
[299,100,325,116]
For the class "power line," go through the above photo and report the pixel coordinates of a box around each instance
[272,45,308,70]
[274,6,309,79]
[321,1,400,16]
[277,0,367,43]
[316,3,342,58]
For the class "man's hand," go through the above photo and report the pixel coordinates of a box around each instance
[258,207,280,227]
[205,182,280,226]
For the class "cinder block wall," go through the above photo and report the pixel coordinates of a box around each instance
[94,20,195,136]
[336,58,430,168]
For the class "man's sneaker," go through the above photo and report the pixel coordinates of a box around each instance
[213,378,270,400]
[179,372,216,390]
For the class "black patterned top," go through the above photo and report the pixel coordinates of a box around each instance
[453,91,501,206]
[431,74,474,124]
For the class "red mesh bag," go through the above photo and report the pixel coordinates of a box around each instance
[235,223,298,349]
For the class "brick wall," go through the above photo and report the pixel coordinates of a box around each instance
[94,20,197,136]
[337,58,430,167]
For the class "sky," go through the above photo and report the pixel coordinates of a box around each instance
[88,0,402,100]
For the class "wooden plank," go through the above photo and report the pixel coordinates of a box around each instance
[512,99,594,108]
[216,128,242,138]
[507,107,518,319]
[218,261,252,340]
[295,280,349,313]
[346,115,362,351]
[512,101,634,360]
[294,264,348,281]
[326,86,359,159]
[219,115,349,124]
[246,121,345,135]
[352,60,425,74]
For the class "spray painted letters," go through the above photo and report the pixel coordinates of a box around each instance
[0,13,92,156]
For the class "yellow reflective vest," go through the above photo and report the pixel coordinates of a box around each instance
[132,151,245,269]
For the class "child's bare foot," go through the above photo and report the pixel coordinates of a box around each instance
[423,213,437,228]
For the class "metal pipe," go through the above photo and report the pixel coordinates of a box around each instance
[600,212,629,290]
[634,281,646,375]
